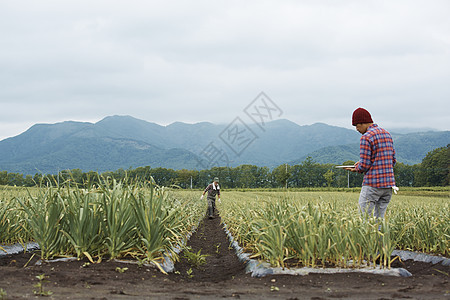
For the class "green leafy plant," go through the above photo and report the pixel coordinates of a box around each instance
[183,247,209,268]
[0,288,7,300]
[18,188,66,260]
[115,267,128,273]
[33,274,53,296]
[186,268,194,278]
[131,184,184,273]
[100,180,137,259]
[60,185,103,261]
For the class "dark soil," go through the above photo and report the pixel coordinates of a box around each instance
[0,212,449,299]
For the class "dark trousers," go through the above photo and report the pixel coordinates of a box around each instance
[207,197,216,216]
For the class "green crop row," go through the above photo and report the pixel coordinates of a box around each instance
[218,191,449,269]
[0,180,206,270]
[2,186,447,271]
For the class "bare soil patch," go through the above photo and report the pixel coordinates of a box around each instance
[1,212,448,299]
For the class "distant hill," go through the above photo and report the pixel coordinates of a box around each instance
[0,115,448,174]
[293,131,450,165]
[387,127,438,134]
[0,123,199,174]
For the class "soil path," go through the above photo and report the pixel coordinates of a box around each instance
[0,211,449,299]
[168,211,247,282]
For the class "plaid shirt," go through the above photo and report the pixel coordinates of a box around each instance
[355,124,396,188]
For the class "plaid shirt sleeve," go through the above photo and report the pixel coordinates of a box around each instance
[355,124,396,188]
[356,136,373,172]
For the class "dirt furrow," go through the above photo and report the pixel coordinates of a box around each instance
[169,211,247,282]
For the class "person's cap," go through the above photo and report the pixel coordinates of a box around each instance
[352,108,373,126]
[214,177,219,182]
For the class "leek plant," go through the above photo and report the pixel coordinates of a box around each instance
[131,185,184,270]
[390,204,449,256]
[0,191,27,245]
[3,178,205,266]
[0,200,18,245]
[2,185,447,269]
[219,191,449,269]
[17,187,67,259]
[100,180,137,259]
[60,185,103,261]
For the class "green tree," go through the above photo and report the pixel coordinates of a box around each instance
[208,167,230,188]
[129,166,151,182]
[272,164,291,188]
[7,172,24,186]
[33,173,43,185]
[70,169,84,186]
[301,157,320,187]
[234,165,258,188]
[323,169,334,187]
[255,166,271,188]
[0,171,7,185]
[150,167,177,186]
[113,168,127,181]
[24,174,35,187]
[175,169,198,188]
[289,165,303,187]
[415,145,449,186]
[394,163,416,187]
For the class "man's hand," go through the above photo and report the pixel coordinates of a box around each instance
[345,163,358,172]
[200,195,204,200]
[218,198,221,203]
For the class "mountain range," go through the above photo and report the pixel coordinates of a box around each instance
[0,115,448,175]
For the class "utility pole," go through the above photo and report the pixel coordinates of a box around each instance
[285,163,288,189]
[347,170,350,188]
[190,176,193,189]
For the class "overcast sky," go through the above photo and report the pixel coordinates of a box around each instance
[1,0,449,141]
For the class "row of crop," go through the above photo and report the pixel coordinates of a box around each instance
[0,180,206,269]
[388,199,449,255]
[219,192,449,269]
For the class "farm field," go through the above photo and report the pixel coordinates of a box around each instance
[0,184,449,299]
[217,189,449,265]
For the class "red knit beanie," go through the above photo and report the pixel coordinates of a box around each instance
[352,108,373,126]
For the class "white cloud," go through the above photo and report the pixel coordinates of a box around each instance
[0,0,449,140]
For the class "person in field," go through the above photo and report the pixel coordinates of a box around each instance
[201,177,221,219]
[345,108,397,218]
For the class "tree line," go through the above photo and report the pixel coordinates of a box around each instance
[0,145,448,188]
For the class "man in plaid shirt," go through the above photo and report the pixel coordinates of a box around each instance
[346,108,396,218]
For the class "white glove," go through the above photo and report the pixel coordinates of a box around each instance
[392,186,399,194]
[218,198,221,203]
[200,195,204,200]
